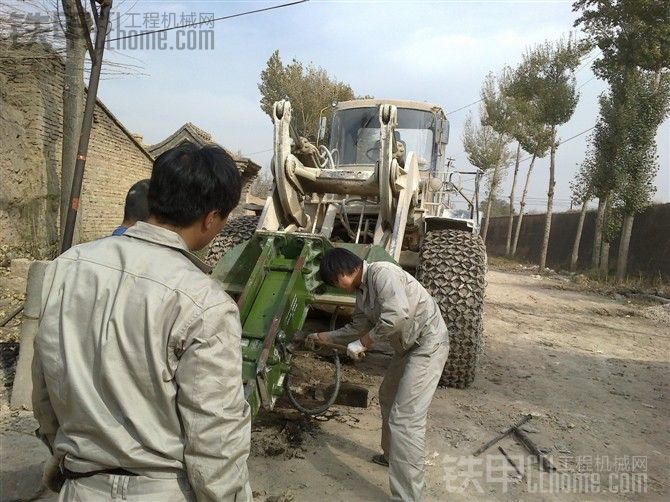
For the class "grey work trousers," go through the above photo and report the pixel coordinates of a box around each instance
[379,340,449,501]
[58,474,196,501]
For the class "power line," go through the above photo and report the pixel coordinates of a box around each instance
[245,147,273,156]
[517,125,596,164]
[446,98,483,116]
[558,125,596,146]
[575,49,598,75]
[106,0,309,42]
[578,75,597,90]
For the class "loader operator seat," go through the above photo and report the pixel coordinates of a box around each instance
[365,131,406,163]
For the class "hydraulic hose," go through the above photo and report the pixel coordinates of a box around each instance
[285,350,341,416]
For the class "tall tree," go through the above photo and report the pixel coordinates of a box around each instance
[612,72,669,278]
[258,50,356,140]
[480,72,514,242]
[508,38,584,270]
[510,112,553,257]
[569,148,595,271]
[574,0,670,279]
[481,68,526,254]
[599,198,620,276]
[462,111,512,241]
[585,92,622,270]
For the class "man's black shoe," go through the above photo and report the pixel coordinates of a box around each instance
[372,454,389,467]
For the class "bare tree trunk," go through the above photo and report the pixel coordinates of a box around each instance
[538,127,556,271]
[481,189,494,243]
[60,0,87,244]
[505,143,521,255]
[592,195,607,269]
[570,198,588,272]
[615,213,634,281]
[599,241,610,277]
[481,160,503,243]
[511,153,536,256]
[598,196,612,276]
[481,188,495,243]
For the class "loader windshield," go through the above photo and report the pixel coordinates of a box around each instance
[329,107,436,168]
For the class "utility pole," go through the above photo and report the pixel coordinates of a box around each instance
[60,0,113,253]
[60,0,87,243]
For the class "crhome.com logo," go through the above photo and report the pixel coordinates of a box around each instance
[3,9,215,51]
[443,453,648,495]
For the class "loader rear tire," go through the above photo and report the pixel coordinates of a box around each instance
[206,215,259,266]
[416,229,487,388]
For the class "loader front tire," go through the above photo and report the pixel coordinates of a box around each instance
[416,229,487,388]
[206,215,259,267]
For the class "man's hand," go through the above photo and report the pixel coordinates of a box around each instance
[304,332,329,351]
[346,339,367,360]
[360,333,374,349]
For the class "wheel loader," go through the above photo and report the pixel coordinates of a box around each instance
[207,99,487,418]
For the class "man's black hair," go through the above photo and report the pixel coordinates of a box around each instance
[319,248,363,286]
[123,179,150,223]
[148,142,242,226]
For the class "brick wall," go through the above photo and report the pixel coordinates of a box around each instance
[1,44,62,257]
[0,43,153,257]
[80,100,153,242]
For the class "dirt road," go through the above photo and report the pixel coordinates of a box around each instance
[1,267,668,501]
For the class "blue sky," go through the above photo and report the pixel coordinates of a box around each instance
[59,1,670,209]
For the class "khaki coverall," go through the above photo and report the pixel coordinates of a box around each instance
[325,261,449,501]
[32,222,252,501]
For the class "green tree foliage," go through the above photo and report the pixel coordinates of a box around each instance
[573,0,669,81]
[481,196,512,218]
[571,145,596,206]
[481,69,519,138]
[509,38,583,130]
[258,50,356,140]
[462,112,511,172]
[611,72,669,215]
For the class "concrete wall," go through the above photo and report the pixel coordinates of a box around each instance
[484,203,670,279]
[0,43,153,257]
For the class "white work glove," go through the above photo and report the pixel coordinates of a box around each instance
[304,333,323,351]
[347,339,367,360]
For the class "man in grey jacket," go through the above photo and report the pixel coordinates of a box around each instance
[32,143,252,501]
[308,248,449,501]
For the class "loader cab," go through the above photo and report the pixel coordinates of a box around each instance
[328,99,449,173]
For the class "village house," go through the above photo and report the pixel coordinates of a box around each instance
[0,42,258,258]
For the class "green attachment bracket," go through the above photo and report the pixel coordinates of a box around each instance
[211,231,395,418]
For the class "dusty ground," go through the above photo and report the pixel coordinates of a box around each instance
[1,266,668,501]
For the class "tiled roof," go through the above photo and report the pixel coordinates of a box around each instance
[147,123,260,176]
